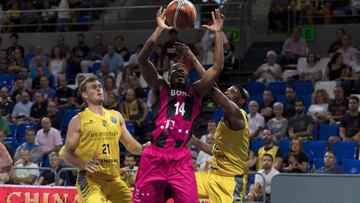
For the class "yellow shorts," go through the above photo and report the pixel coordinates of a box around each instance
[76,171,131,203]
[196,170,247,203]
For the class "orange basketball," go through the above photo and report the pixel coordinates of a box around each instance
[165,0,196,30]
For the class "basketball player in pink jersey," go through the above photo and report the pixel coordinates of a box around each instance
[133,7,224,203]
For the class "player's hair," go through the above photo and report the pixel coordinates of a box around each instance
[79,76,98,96]
[235,85,249,104]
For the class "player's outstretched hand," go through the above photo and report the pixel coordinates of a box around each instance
[157,7,172,30]
[83,159,100,173]
[202,8,224,32]
[174,42,194,58]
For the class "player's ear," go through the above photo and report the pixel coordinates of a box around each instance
[81,92,88,100]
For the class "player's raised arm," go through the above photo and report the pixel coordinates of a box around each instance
[64,116,99,173]
[139,7,171,88]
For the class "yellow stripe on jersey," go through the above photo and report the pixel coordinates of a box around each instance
[76,108,121,178]
[212,109,249,175]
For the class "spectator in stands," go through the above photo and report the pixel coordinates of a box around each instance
[22,0,39,32]
[337,35,357,66]
[150,44,170,74]
[10,149,39,185]
[120,88,148,141]
[280,27,308,66]
[104,92,120,111]
[11,77,29,102]
[260,89,276,122]
[96,63,115,83]
[29,45,48,69]
[71,33,89,69]
[12,91,33,124]
[55,76,73,105]
[128,44,143,68]
[246,154,279,203]
[3,2,21,33]
[6,33,25,61]
[196,133,215,171]
[267,102,288,141]
[29,91,47,124]
[282,138,309,173]
[316,151,344,174]
[164,29,183,61]
[40,0,57,32]
[46,100,61,129]
[0,111,10,135]
[114,35,130,61]
[348,50,360,94]
[19,67,33,91]
[298,52,323,83]
[71,75,85,108]
[328,96,360,146]
[325,52,348,81]
[248,100,265,140]
[103,76,117,101]
[268,0,288,32]
[54,35,72,60]
[200,20,228,62]
[254,50,282,84]
[14,128,43,164]
[0,129,14,158]
[308,89,330,125]
[32,67,52,91]
[327,86,348,124]
[248,129,283,171]
[103,44,124,74]
[328,28,346,54]
[0,87,14,118]
[0,142,12,184]
[0,49,9,74]
[288,99,314,140]
[81,34,107,73]
[199,119,217,142]
[120,153,138,188]
[49,46,67,84]
[8,48,25,73]
[283,86,296,119]
[30,56,50,79]
[35,117,62,155]
[39,76,55,101]
[56,0,70,32]
[35,152,65,185]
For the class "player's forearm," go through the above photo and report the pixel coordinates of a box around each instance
[124,139,143,155]
[212,31,224,72]
[64,151,87,170]
[191,136,213,155]
[139,27,163,63]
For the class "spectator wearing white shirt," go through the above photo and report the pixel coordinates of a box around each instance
[10,149,39,185]
[128,44,143,68]
[336,35,357,66]
[35,117,63,155]
[246,153,279,202]
[254,50,282,84]
[248,101,265,140]
[298,52,323,83]
[49,46,67,85]
[196,133,215,171]
[307,89,329,124]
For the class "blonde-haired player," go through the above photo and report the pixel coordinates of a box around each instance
[64,76,149,203]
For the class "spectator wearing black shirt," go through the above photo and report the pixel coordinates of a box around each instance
[55,76,73,105]
[316,151,344,174]
[71,33,89,75]
[327,86,348,124]
[0,49,9,74]
[35,152,65,185]
[30,91,47,124]
[288,100,314,140]
[325,52,348,81]
[32,67,51,91]
[115,35,130,61]
[283,86,296,119]
[328,28,346,54]
[282,138,309,173]
[260,89,276,122]
[127,75,147,100]
[6,33,25,61]
[0,87,15,118]
[11,77,28,103]
[46,100,61,130]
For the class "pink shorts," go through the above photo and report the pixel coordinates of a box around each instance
[133,145,198,203]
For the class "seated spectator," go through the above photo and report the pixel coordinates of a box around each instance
[128,44,143,68]
[81,34,107,73]
[288,100,314,140]
[246,154,279,203]
[327,86,348,124]
[283,86,296,119]
[11,77,29,103]
[29,92,47,124]
[103,76,118,101]
[150,44,170,74]
[49,46,67,84]
[96,63,116,83]
[347,50,360,94]
[316,151,344,174]
[12,91,33,124]
[35,152,65,185]
[30,56,50,79]
[19,67,33,91]
[248,101,265,140]
[254,50,282,84]
[0,49,9,74]
[29,45,48,69]
[118,65,135,95]
[55,76,73,105]
[268,0,288,32]
[0,130,14,157]
[0,142,12,184]
[325,52,348,81]
[6,33,25,61]
[0,87,15,118]
[53,35,72,60]
[35,117,62,155]
[196,133,215,171]
[120,153,138,188]
[114,35,130,61]
[247,129,283,171]
[32,67,52,91]
[10,149,39,185]
[328,96,360,146]
[164,29,183,61]
[266,102,288,141]
[103,44,124,74]
[308,89,330,124]
[328,28,346,54]
[349,50,360,79]
[282,138,309,173]
[72,33,90,65]
[39,76,56,101]
[46,100,61,129]
[8,47,25,74]
[14,128,43,164]
[336,35,357,66]
[260,89,276,122]
[104,92,120,111]
[298,52,323,83]
[280,27,308,66]
[200,119,217,142]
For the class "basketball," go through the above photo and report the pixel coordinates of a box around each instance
[165,0,196,30]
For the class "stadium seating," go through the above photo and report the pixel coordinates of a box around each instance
[312,158,324,170]
[303,141,327,160]
[17,123,38,142]
[319,124,340,141]
[0,74,16,89]
[4,135,17,150]
[294,80,313,96]
[332,142,357,160]
[213,108,224,123]
[341,159,360,174]
[246,81,265,95]
[250,140,264,153]
[278,140,290,157]
[8,123,17,137]
[91,62,102,74]
[60,109,81,134]
[126,123,135,135]
[268,82,287,96]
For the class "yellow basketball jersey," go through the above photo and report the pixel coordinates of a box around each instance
[76,107,121,178]
[256,145,280,170]
[212,109,249,175]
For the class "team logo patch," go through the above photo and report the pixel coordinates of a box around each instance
[110,116,117,123]
[102,120,106,126]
